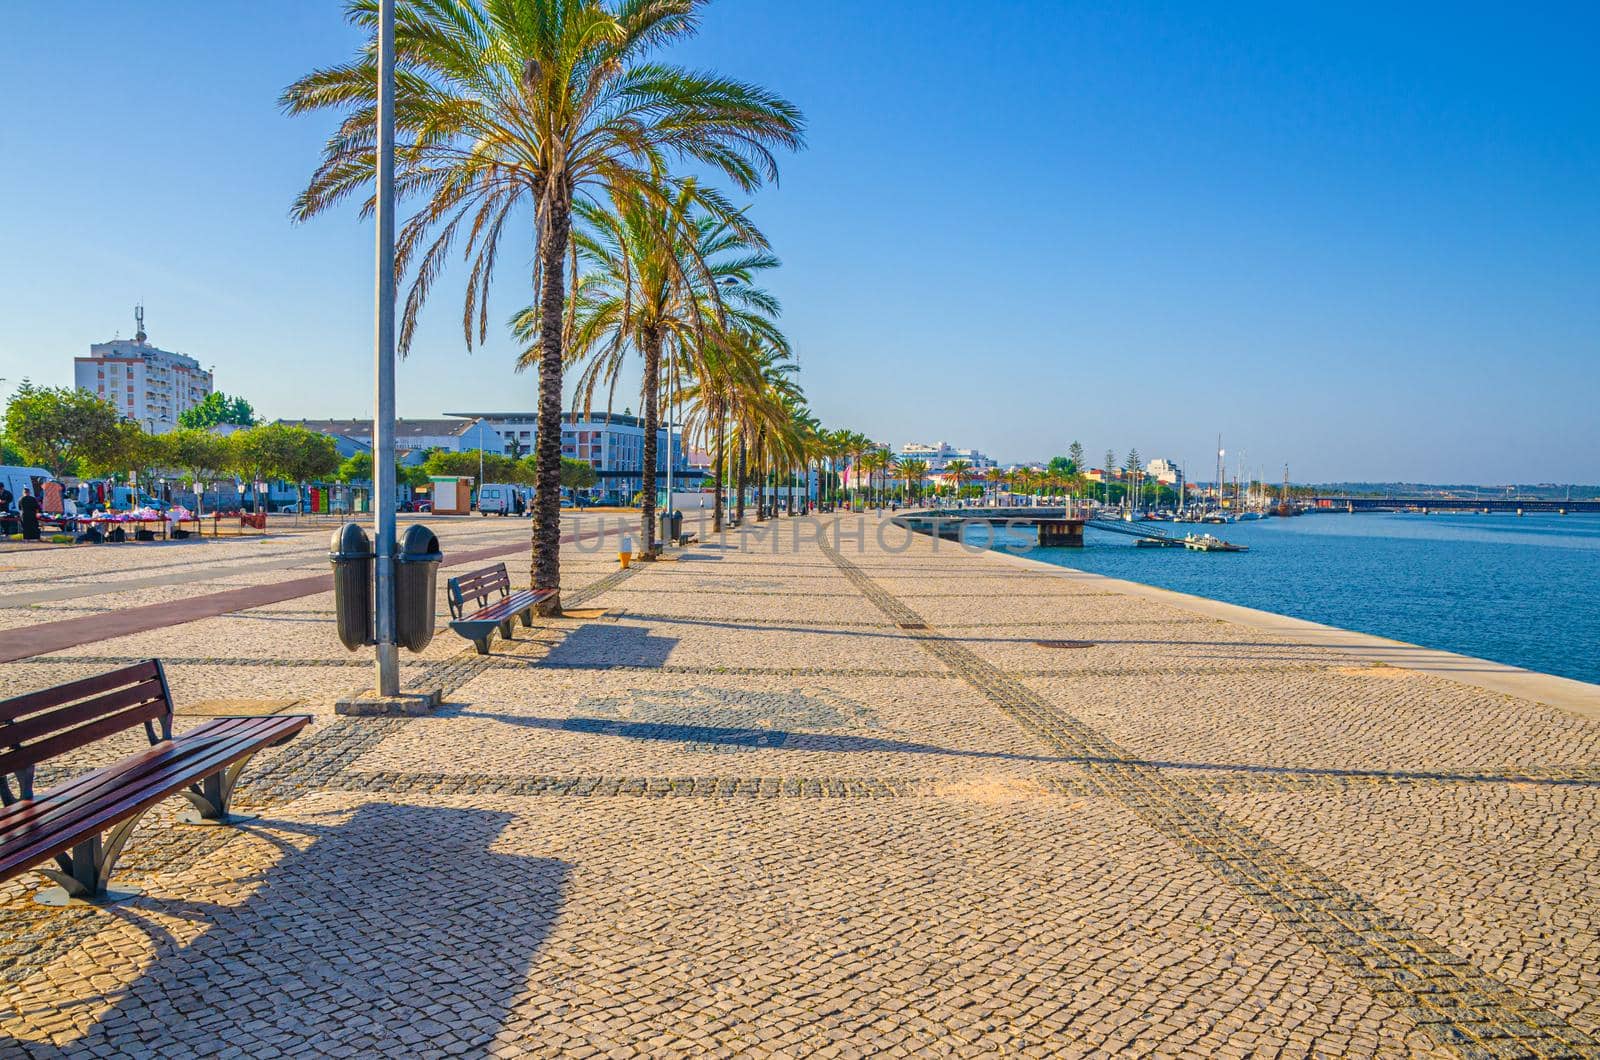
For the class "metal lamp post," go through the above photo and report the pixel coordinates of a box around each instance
[371,0,399,696]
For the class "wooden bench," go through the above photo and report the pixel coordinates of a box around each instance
[1,661,311,906]
[447,563,556,655]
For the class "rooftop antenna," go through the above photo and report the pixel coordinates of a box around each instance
[134,304,147,344]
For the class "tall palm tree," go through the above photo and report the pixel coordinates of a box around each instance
[984,464,1007,507]
[679,319,784,532]
[858,447,889,509]
[284,0,803,605]
[898,459,929,506]
[943,459,973,502]
[529,182,775,553]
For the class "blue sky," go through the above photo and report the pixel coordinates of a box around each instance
[1,1,1595,482]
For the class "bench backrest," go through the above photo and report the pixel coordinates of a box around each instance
[447,563,511,619]
[0,660,173,804]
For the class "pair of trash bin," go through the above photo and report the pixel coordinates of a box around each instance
[330,523,443,652]
[658,509,683,547]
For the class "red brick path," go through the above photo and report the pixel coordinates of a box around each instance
[0,529,613,663]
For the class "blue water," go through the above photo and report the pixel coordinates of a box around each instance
[983,513,1600,685]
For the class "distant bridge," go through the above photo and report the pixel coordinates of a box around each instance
[1309,497,1600,514]
[896,506,1168,547]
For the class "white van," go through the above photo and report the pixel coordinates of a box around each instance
[475,483,525,516]
[0,466,53,508]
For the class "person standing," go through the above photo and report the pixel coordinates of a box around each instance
[0,483,13,512]
[19,488,42,541]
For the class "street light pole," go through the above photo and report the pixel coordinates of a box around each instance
[371,0,399,697]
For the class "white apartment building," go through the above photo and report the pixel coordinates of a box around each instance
[894,441,997,471]
[74,308,212,433]
[1145,458,1184,486]
[289,418,506,456]
[445,411,694,503]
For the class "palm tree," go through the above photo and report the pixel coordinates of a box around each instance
[284,0,803,606]
[537,183,775,553]
[982,464,1007,506]
[943,459,973,502]
[898,459,929,506]
[679,319,782,532]
[858,447,889,509]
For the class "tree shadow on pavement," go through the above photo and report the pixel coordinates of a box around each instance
[458,711,1072,763]
[4,803,568,1057]
[537,623,677,669]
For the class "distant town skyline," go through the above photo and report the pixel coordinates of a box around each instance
[2,2,1596,482]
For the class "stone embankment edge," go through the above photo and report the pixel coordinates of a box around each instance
[965,538,1600,722]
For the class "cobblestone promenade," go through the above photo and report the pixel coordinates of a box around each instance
[2,514,1598,1057]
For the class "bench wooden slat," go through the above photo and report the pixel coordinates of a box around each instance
[469,590,550,623]
[0,682,168,754]
[0,699,171,782]
[2,659,312,902]
[0,715,308,885]
[1,662,160,723]
[0,716,289,846]
[0,742,173,839]
[0,716,289,844]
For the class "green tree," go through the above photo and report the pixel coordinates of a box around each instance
[423,450,522,485]
[560,457,599,492]
[230,424,299,486]
[163,429,235,518]
[336,452,374,483]
[283,430,342,510]
[1046,455,1077,475]
[285,0,804,608]
[3,381,121,478]
[83,421,164,486]
[177,391,258,430]
[1068,440,1085,471]
[230,423,335,512]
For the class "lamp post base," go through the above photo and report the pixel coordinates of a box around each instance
[335,687,443,716]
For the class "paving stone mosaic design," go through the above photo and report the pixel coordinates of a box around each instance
[819,535,1599,1058]
[3,515,1598,1057]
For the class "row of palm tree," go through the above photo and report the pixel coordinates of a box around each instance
[287,0,806,610]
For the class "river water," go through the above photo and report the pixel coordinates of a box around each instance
[977,512,1600,686]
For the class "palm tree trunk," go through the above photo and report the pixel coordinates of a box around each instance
[735,437,747,523]
[639,328,662,555]
[531,183,572,607]
[712,407,725,533]
[754,429,767,520]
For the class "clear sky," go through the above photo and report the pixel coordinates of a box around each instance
[1,1,1595,483]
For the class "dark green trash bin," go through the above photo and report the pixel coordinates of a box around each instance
[329,523,373,651]
[394,524,443,652]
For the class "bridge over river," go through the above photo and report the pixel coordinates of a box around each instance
[1312,497,1600,514]
[894,506,1168,547]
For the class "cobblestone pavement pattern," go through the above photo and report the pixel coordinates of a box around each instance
[2,512,1597,1057]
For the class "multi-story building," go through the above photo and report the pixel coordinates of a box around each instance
[1144,458,1184,487]
[286,417,505,457]
[894,441,997,471]
[74,308,213,433]
[445,411,696,503]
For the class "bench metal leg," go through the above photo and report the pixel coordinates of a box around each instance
[519,608,534,628]
[177,756,259,827]
[35,811,149,906]
[499,618,515,640]
[473,637,491,655]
